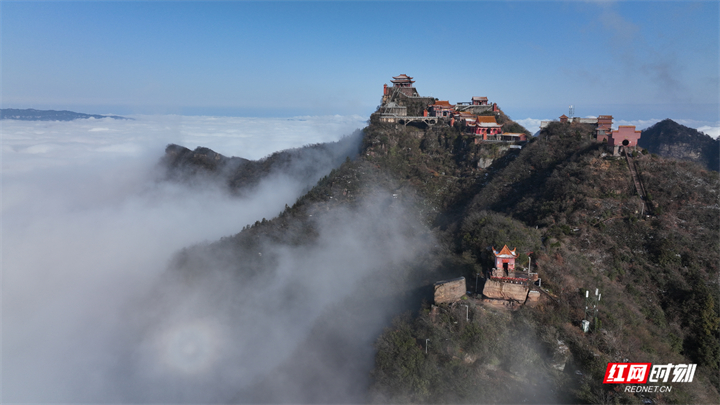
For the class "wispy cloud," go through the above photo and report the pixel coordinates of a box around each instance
[596,3,687,100]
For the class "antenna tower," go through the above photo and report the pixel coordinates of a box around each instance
[581,288,601,333]
[594,288,601,331]
[569,105,575,118]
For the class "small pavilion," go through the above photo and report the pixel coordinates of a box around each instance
[492,245,518,277]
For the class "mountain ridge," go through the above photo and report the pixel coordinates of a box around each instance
[0,108,131,121]
[160,130,362,195]
[639,118,719,171]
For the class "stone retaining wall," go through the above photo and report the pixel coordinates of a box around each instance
[482,279,529,302]
[434,277,466,304]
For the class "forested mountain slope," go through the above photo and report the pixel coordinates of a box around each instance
[369,121,719,404]
[158,117,719,404]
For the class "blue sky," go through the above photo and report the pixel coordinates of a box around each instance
[2,1,718,124]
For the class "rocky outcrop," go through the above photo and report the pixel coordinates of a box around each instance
[551,340,571,371]
[527,290,541,302]
[482,279,528,302]
[475,145,510,169]
[477,157,494,169]
[434,277,466,304]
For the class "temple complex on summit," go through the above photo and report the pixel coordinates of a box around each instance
[542,114,610,130]
[536,109,644,157]
[540,112,644,155]
[375,74,519,143]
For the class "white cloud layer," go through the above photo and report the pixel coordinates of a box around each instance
[1,115,366,402]
[516,118,549,135]
[2,114,366,174]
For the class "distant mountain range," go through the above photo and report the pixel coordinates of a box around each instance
[0,108,131,121]
[639,118,719,171]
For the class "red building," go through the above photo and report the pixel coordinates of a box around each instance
[609,125,641,148]
[492,245,518,277]
[559,114,569,124]
[472,96,489,106]
[429,100,455,117]
[596,115,613,142]
[466,115,503,138]
[597,115,613,131]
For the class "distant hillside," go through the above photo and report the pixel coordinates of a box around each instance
[639,119,719,171]
[161,129,363,195]
[0,108,131,121]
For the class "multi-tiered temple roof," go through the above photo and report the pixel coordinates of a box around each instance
[391,74,415,87]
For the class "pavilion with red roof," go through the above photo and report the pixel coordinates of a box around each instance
[492,245,518,277]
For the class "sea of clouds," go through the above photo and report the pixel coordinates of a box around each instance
[2,114,367,402]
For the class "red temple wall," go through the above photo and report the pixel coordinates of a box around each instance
[609,126,641,147]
